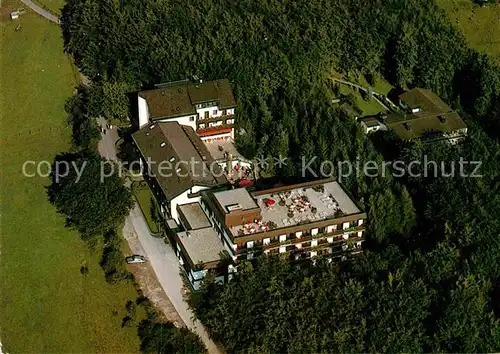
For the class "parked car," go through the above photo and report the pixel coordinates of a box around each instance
[126,255,146,264]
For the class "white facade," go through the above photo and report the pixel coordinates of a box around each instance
[138,93,234,132]
[197,106,234,119]
[138,96,149,128]
[169,185,210,221]
[196,105,220,120]
[158,114,197,131]
[360,120,387,134]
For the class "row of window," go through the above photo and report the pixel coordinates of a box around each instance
[195,101,218,109]
[246,240,363,260]
[245,230,363,250]
[199,109,230,119]
[244,219,364,249]
[198,119,234,129]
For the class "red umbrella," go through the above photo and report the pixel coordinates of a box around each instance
[238,178,253,187]
[265,199,275,206]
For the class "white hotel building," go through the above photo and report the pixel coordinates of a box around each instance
[137,78,237,143]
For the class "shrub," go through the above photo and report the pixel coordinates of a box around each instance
[100,246,131,284]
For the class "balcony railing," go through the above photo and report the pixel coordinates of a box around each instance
[198,113,235,122]
[197,125,233,137]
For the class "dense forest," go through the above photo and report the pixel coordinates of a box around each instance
[61,0,500,351]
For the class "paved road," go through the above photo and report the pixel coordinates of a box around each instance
[21,0,60,24]
[97,119,221,354]
[97,117,118,160]
[127,206,221,354]
[22,4,219,351]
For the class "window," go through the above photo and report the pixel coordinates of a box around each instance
[199,123,205,129]
[189,116,195,122]
[223,109,227,115]
[226,119,234,125]
[205,111,209,119]
[213,109,217,115]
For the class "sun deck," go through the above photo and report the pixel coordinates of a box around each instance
[230,181,361,236]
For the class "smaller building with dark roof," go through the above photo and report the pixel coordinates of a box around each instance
[389,88,467,143]
[359,88,467,143]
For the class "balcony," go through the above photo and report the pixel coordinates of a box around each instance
[197,124,233,137]
[198,113,235,123]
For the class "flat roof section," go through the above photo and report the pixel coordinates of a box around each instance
[177,227,226,265]
[231,181,361,236]
[204,139,243,162]
[178,203,211,230]
[213,188,258,214]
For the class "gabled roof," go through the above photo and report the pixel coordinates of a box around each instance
[138,79,237,120]
[399,88,452,117]
[132,122,227,201]
[386,88,467,140]
[386,111,466,140]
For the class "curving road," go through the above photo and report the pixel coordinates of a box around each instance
[24,3,221,349]
[21,0,60,24]
[97,119,221,354]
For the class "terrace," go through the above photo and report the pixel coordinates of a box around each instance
[231,181,361,236]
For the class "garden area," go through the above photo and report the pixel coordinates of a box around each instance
[132,182,162,234]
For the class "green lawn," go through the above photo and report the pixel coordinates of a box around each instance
[132,183,161,234]
[34,0,65,15]
[338,85,386,116]
[0,4,143,352]
[350,73,394,96]
[436,0,500,62]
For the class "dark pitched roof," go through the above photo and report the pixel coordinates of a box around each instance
[386,112,466,140]
[386,88,467,140]
[138,79,237,120]
[132,122,227,201]
[399,88,452,117]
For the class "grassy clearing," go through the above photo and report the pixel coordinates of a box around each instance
[436,0,500,62]
[0,3,143,352]
[330,69,392,116]
[33,0,65,16]
[132,182,161,234]
[331,69,394,95]
[350,74,394,96]
[338,85,386,116]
